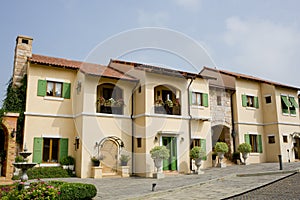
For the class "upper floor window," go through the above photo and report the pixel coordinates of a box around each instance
[191,92,208,107]
[242,94,259,108]
[154,85,181,115]
[217,96,222,106]
[265,96,272,104]
[245,134,262,153]
[281,95,298,115]
[37,79,71,99]
[97,83,123,115]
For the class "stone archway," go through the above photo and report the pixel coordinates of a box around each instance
[0,112,19,181]
[212,125,232,157]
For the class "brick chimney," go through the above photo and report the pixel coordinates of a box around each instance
[12,35,33,87]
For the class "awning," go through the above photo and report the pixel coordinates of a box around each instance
[289,96,299,108]
[281,96,291,107]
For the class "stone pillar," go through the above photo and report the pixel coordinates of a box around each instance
[13,35,33,87]
[2,112,19,180]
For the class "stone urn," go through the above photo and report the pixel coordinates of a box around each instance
[217,152,226,168]
[242,152,249,165]
[154,158,163,173]
[194,158,203,174]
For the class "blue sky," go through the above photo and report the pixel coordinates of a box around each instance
[1,0,300,104]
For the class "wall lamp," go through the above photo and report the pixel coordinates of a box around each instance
[11,128,16,138]
[74,136,80,150]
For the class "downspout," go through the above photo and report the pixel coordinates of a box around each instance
[187,77,194,171]
[131,82,139,176]
[230,90,237,152]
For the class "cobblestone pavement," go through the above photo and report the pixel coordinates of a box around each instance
[229,173,300,200]
[45,162,300,200]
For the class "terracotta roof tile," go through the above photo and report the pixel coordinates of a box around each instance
[29,54,136,81]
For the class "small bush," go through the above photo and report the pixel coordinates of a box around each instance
[238,143,252,153]
[214,142,229,153]
[150,146,170,159]
[13,167,71,180]
[60,156,75,165]
[59,182,97,200]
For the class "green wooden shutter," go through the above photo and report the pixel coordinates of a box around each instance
[245,134,250,144]
[202,93,209,107]
[33,137,43,163]
[59,138,68,162]
[289,97,299,108]
[62,82,71,99]
[242,95,247,107]
[200,139,207,160]
[257,135,263,153]
[37,80,47,96]
[254,96,259,108]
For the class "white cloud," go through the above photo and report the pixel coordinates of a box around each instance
[222,17,300,87]
[137,10,169,27]
[175,0,202,12]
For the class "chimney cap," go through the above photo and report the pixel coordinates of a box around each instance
[16,35,33,41]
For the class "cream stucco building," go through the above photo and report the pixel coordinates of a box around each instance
[3,35,300,180]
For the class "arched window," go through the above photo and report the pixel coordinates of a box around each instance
[97,83,124,115]
[154,85,181,115]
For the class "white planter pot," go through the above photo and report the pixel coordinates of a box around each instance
[194,158,203,174]
[217,152,226,168]
[242,152,249,165]
[154,159,162,172]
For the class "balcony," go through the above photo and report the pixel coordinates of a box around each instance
[154,99,181,115]
[97,97,124,115]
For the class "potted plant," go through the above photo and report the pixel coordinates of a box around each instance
[165,99,173,108]
[91,155,104,167]
[97,96,105,106]
[120,154,130,166]
[214,142,229,168]
[190,146,206,174]
[60,156,75,170]
[105,98,115,106]
[237,143,252,165]
[150,146,170,173]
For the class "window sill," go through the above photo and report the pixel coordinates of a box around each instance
[290,114,297,117]
[39,163,60,167]
[249,152,260,156]
[246,107,256,110]
[191,105,205,109]
[44,96,64,101]
[282,113,289,116]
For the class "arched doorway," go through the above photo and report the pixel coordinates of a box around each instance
[97,136,124,175]
[212,125,231,157]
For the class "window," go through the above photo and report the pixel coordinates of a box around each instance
[47,81,62,97]
[37,79,71,99]
[281,95,298,115]
[154,85,181,115]
[97,84,123,115]
[217,96,222,106]
[283,135,288,143]
[242,95,259,108]
[33,137,68,163]
[245,134,262,153]
[265,96,272,104]
[268,136,275,144]
[22,39,28,44]
[137,138,142,148]
[191,92,208,107]
[138,85,142,93]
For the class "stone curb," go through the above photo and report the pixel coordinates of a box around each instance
[236,168,300,177]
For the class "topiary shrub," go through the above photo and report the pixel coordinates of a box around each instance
[60,156,75,165]
[237,143,252,153]
[214,142,229,153]
[12,167,71,180]
[59,182,97,200]
[190,146,206,160]
[150,146,170,160]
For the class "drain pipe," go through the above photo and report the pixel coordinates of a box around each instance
[131,82,139,176]
[187,77,195,171]
[230,90,237,152]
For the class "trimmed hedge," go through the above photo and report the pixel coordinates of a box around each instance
[59,182,97,200]
[13,167,71,180]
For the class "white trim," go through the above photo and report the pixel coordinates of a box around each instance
[191,90,205,94]
[264,94,271,97]
[157,131,183,135]
[46,77,70,83]
[247,132,258,135]
[133,113,190,120]
[235,121,300,126]
[191,105,205,109]
[44,96,64,101]
[39,163,60,167]
[280,93,288,97]
[24,112,73,118]
[85,112,131,119]
[267,134,275,136]
[41,135,62,138]
[246,107,256,111]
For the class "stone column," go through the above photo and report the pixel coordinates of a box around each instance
[2,112,19,180]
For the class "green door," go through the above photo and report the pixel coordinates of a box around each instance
[162,137,177,171]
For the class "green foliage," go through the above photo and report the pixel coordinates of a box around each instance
[0,75,27,144]
[0,181,97,200]
[214,142,229,153]
[15,155,25,162]
[60,156,75,165]
[190,146,205,159]
[238,143,252,153]
[59,182,97,200]
[150,146,170,160]
[12,167,71,180]
[120,154,130,162]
